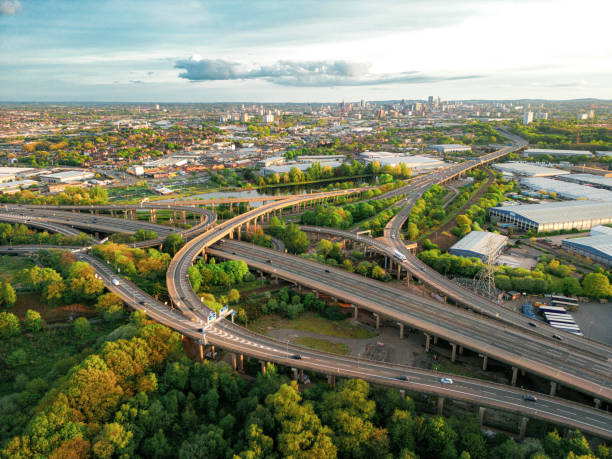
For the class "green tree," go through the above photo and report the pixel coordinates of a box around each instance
[6,348,27,367]
[74,317,91,339]
[0,281,17,308]
[95,293,124,321]
[228,288,240,304]
[162,233,185,256]
[407,222,419,240]
[0,311,21,337]
[582,273,612,298]
[25,309,44,332]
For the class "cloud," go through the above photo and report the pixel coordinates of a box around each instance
[0,0,21,15]
[174,56,481,87]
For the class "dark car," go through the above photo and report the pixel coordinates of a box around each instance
[290,354,302,360]
[139,300,146,305]
[324,269,330,273]
[267,259,273,263]
[523,394,538,402]
[552,334,563,341]
[528,322,537,327]
[396,375,408,381]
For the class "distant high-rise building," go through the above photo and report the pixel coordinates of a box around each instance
[589,109,595,119]
[427,96,434,107]
[240,113,250,123]
[155,104,160,110]
[535,112,549,120]
[523,111,534,125]
[264,112,274,123]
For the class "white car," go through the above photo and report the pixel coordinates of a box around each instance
[111,278,120,286]
[440,377,454,384]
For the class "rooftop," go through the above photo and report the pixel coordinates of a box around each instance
[491,200,612,224]
[493,162,569,177]
[524,148,593,157]
[450,231,508,255]
[520,177,612,201]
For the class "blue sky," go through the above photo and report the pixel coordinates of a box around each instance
[1,0,610,102]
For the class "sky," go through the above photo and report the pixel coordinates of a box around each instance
[0,0,611,102]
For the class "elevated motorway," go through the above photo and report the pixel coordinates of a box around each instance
[1,239,609,438]
[0,214,86,238]
[300,225,612,361]
[209,240,612,401]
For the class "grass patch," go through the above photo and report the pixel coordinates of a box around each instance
[0,255,35,283]
[293,336,349,355]
[250,311,376,339]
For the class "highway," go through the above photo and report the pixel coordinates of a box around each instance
[208,240,612,397]
[0,133,610,437]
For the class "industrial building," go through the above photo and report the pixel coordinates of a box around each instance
[490,200,612,233]
[492,162,569,177]
[523,148,593,158]
[449,231,508,262]
[562,225,612,266]
[430,144,472,154]
[595,151,612,158]
[558,173,612,190]
[40,170,95,184]
[520,177,612,201]
[360,151,446,172]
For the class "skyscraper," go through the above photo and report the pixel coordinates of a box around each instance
[523,111,534,125]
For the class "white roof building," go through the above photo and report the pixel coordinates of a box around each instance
[562,226,612,266]
[493,162,569,177]
[449,231,508,262]
[558,174,612,190]
[523,148,593,158]
[490,200,612,233]
[520,177,612,201]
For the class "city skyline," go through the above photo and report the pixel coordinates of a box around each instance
[1,0,611,102]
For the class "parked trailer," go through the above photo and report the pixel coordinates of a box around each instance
[551,295,578,306]
[539,305,567,314]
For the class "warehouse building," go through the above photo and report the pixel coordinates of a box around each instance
[40,170,95,184]
[492,162,569,177]
[490,200,612,233]
[360,151,445,172]
[523,148,593,158]
[449,231,508,262]
[557,174,612,190]
[520,177,612,201]
[562,225,612,266]
[430,144,472,154]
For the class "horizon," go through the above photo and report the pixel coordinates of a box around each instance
[1,0,611,102]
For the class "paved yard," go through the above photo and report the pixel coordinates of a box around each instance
[571,302,612,345]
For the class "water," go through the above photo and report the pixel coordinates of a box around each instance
[158,179,369,207]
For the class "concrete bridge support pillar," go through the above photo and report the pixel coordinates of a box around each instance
[450,343,457,362]
[313,290,319,298]
[327,375,336,387]
[458,345,463,355]
[199,344,204,362]
[299,369,304,383]
[231,353,237,371]
[550,381,557,397]
[260,361,267,375]
[482,355,488,371]
[374,313,380,331]
[180,211,186,225]
[519,416,528,440]
[478,407,486,427]
[398,323,404,339]
[511,367,518,386]
[399,389,406,398]
[433,336,438,345]
[211,345,216,359]
[594,398,601,409]
[424,333,431,352]
[352,305,358,319]
[437,397,445,415]
[237,226,241,240]
[150,209,156,223]
[293,368,298,381]
[239,354,244,371]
